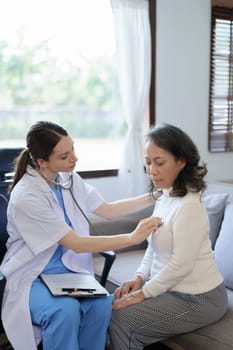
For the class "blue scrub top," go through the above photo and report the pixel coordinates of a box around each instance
[42,184,72,274]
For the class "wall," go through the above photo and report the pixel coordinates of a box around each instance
[156,0,233,183]
[86,0,233,201]
[85,176,119,201]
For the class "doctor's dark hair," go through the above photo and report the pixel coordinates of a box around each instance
[9,121,68,192]
[146,123,207,197]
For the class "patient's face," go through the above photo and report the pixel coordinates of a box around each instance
[144,141,186,189]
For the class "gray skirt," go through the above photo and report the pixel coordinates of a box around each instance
[109,283,228,350]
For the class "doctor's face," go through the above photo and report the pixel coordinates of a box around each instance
[45,135,78,174]
[144,141,186,189]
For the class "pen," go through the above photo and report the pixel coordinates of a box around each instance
[61,288,96,293]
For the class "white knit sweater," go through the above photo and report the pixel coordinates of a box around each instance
[136,189,223,298]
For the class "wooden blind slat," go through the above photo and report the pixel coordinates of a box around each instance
[209,6,233,152]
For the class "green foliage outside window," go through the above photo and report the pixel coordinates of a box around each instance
[0,36,124,140]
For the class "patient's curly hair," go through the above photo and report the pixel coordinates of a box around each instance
[146,123,207,197]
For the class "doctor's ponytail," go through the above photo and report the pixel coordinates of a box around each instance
[8,149,33,193]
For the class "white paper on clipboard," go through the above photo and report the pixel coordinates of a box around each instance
[41,273,108,297]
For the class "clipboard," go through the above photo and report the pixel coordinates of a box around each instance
[41,273,108,297]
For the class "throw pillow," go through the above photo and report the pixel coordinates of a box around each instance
[214,202,233,290]
[201,193,228,248]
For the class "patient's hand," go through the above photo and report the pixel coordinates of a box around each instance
[114,276,143,299]
[112,289,145,310]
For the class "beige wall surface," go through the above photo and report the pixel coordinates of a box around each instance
[156,0,233,184]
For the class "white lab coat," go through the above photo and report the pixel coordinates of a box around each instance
[0,167,105,350]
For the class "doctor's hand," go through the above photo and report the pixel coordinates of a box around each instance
[130,216,162,245]
[114,276,143,299]
[112,289,145,310]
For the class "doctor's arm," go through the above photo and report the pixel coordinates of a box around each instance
[94,192,161,220]
[58,216,162,253]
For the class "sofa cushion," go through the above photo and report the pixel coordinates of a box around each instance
[214,202,233,290]
[202,193,228,248]
[94,249,145,292]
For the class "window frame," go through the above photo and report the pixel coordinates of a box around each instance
[208,5,233,153]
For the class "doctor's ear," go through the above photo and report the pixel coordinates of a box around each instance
[38,161,47,168]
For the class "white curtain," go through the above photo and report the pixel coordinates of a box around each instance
[111,0,151,198]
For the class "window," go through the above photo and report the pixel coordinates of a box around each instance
[0,0,154,175]
[0,0,125,172]
[209,6,233,152]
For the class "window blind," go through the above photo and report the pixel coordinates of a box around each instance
[209,6,233,152]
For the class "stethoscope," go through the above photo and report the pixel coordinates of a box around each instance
[55,172,74,191]
[42,169,95,230]
[40,167,74,190]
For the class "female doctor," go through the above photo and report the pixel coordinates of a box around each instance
[0,121,162,350]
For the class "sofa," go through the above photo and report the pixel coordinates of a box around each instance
[92,181,233,350]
